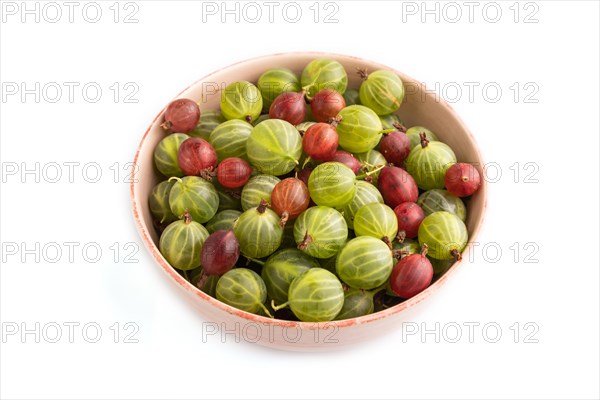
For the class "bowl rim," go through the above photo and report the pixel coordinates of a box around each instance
[131,51,487,330]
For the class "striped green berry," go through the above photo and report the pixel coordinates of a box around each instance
[285,268,344,322]
[418,211,468,260]
[417,189,467,221]
[233,201,283,259]
[336,236,394,290]
[406,136,457,190]
[261,248,320,303]
[205,209,242,233]
[148,180,177,223]
[220,81,263,123]
[358,69,405,116]
[246,119,302,176]
[301,58,348,97]
[353,203,398,243]
[308,162,356,208]
[294,206,348,259]
[159,212,209,271]
[241,174,281,211]
[334,288,375,320]
[153,133,188,177]
[208,119,253,162]
[189,110,225,140]
[341,180,384,229]
[168,176,219,223]
[216,268,270,316]
[257,68,301,109]
[336,105,382,153]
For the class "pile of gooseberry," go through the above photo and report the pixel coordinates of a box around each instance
[149,58,482,323]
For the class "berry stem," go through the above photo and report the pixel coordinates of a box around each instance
[200,167,215,182]
[396,230,407,243]
[392,249,410,259]
[160,120,172,131]
[259,303,274,319]
[419,132,429,148]
[168,176,184,185]
[271,299,289,311]
[355,164,385,180]
[328,115,342,127]
[182,269,189,281]
[451,249,462,261]
[382,236,392,250]
[420,243,429,257]
[368,283,388,295]
[392,121,407,132]
[355,67,369,80]
[256,199,269,214]
[279,211,289,228]
[183,209,192,224]
[245,115,253,123]
[297,232,313,250]
[245,257,265,266]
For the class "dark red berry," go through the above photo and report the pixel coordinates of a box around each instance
[302,123,339,161]
[444,163,481,197]
[331,150,362,174]
[380,131,411,165]
[296,167,313,186]
[393,202,425,239]
[162,98,200,133]
[310,89,346,123]
[390,245,433,298]
[269,92,306,125]
[178,137,218,177]
[377,166,419,208]
[216,157,252,189]
[201,230,240,276]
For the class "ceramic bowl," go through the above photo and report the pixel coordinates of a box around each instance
[131,52,486,351]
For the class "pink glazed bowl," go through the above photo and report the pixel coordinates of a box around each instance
[131,52,487,351]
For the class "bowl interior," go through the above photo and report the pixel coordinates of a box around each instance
[132,52,486,329]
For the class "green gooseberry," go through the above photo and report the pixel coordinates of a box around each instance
[336,236,394,290]
[168,176,219,223]
[260,248,320,304]
[418,211,468,260]
[273,268,344,322]
[148,180,177,223]
[233,200,283,259]
[246,119,302,176]
[300,58,348,97]
[417,189,467,221]
[159,211,209,271]
[153,133,188,177]
[294,206,348,259]
[216,268,272,317]
[220,81,263,123]
[189,110,225,140]
[341,180,384,229]
[208,119,253,162]
[334,288,375,320]
[406,134,457,190]
[257,68,301,110]
[358,69,405,116]
[335,105,382,153]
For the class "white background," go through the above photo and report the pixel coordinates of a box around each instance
[1,1,599,399]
